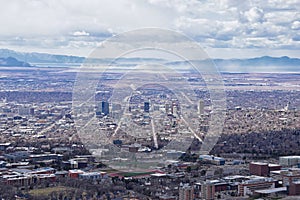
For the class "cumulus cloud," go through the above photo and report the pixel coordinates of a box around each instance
[291,21,300,30]
[72,31,90,36]
[0,0,299,58]
[244,7,265,23]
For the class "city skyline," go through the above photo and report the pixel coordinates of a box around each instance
[0,0,300,199]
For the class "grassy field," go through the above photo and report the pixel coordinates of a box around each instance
[99,168,118,173]
[29,186,73,196]
[120,171,154,177]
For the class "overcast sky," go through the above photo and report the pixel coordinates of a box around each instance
[0,0,299,58]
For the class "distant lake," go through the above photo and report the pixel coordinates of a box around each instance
[32,63,82,68]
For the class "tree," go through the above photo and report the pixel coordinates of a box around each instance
[186,166,192,173]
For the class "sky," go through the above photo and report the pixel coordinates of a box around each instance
[0,0,299,59]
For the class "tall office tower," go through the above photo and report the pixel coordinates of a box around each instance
[198,99,204,115]
[165,103,170,113]
[29,108,35,116]
[144,102,150,113]
[95,102,102,116]
[173,105,178,115]
[170,103,174,114]
[179,185,194,200]
[285,101,290,111]
[102,101,110,116]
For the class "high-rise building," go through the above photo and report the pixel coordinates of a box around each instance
[29,108,35,116]
[179,185,194,200]
[198,100,204,115]
[96,101,110,116]
[96,102,102,116]
[165,103,172,114]
[144,102,150,113]
[102,101,109,116]
[172,105,178,115]
[284,102,290,111]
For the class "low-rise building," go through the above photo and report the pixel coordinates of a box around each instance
[4,151,29,162]
[249,162,281,177]
[289,181,300,196]
[199,155,225,166]
[68,169,84,178]
[201,181,215,200]
[279,156,300,167]
[281,168,300,187]
[238,176,276,197]
[179,185,194,200]
[29,153,63,163]
[250,162,269,177]
[79,172,101,180]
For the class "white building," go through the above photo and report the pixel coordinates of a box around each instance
[279,156,300,167]
[198,100,204,115]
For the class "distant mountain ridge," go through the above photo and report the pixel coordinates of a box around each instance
[0,49,299,71]
[0,57,32,67]
[213,56,300,67]
[166,56,300,72]
[0,49,85,64]
[166,56,300,67]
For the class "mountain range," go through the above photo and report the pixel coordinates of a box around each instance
[0,48,299,72]
[0,56,32,67]
[0,49,85,64]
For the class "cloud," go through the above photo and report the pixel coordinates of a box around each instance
[0,0,299,58]
[243,7,265,23]
[292,21,300,30]
[72,31,90,36]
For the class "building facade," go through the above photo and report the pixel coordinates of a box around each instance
[179,185,194,200]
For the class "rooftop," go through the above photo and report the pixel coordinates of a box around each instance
[280,156,300,159]
[255,187,287,194]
